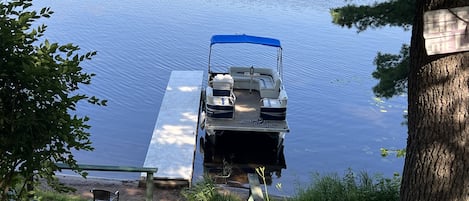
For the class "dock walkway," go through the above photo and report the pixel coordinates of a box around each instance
[143,70,204,184]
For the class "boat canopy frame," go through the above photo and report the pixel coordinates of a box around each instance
[208,34,283,80]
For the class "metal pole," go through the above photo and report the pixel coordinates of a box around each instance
[249,66,254,93]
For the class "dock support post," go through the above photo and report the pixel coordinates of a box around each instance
[146,172,154,201]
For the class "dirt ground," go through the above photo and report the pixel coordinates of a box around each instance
[44,175,253,201]
[45,175,184,201]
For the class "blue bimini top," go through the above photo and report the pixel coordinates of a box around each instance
[210,34,281,48]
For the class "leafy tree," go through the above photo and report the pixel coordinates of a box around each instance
[330,0,414,32]
[330,0,415,98]
[332,0,469,199]
[401,0,469,200]
[0,1,105,200]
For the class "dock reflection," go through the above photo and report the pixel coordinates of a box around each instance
[201,131,286,186]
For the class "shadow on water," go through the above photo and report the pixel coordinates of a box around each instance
[200,131,286,187]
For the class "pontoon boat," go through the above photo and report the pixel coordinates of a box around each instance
[202,34,289,140]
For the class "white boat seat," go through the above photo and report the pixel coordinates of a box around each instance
[258,77,274,89]
[229,67,281,98]
[205,86,235,118]
[212,96,234,106]
[260,90,287,120]
[262,98,283,108]
[262,89,287,108]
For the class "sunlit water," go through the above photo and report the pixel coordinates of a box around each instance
[35,0,409,195]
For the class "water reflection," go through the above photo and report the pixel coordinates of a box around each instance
[201,131,286,187]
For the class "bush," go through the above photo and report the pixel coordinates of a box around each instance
[291,169,400,201]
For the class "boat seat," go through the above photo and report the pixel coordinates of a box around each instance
[258,77,274,89]
[210,96,234,106]
[261,90,287,108]
[260,89,287,120]
[259,72,281,98]
[205,86,235,118]
[211,74,234,96]
[229,67,281,98]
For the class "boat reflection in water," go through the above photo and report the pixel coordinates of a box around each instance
[200,131,286,186]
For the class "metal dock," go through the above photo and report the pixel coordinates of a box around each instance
[143,70,204,184]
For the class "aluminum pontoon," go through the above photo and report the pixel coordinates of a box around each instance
[202,34,289,139]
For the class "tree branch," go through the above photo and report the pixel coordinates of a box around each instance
[330,0,414,32]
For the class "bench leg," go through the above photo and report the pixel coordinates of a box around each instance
[146,172,154,201]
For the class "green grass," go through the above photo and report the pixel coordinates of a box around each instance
[180,169,401,201]
[34,190,87,201]
[290,169,400,201]
[182,175,241,201]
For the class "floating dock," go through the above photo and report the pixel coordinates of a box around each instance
[143,70,204,184]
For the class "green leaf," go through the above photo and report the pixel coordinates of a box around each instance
[40,7,47,15]
[44,39,50,48]
[58,46,67,52]
[50,43,58,53]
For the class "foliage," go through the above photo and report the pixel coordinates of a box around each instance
[255,166,271,201]
[182,175,241,201]
[185,170,400,201]
[0,0,105,200]
[291,169,400,201]
[330,0,414,32]
[372,44,409,98]
[330,0,414,99]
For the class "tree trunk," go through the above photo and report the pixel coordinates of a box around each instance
[401,0,469,201]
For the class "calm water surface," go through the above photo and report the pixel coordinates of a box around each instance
[36,0,409,195]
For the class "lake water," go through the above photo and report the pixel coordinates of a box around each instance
[35,0,409,195]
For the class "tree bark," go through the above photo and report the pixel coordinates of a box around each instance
[401,0,469,201]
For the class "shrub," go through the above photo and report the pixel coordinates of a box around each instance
[291,169,400,201]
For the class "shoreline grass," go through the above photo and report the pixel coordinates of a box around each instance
[36,169,400,201]
[291,169,400,201]
[182,169,400,201]
[182,176,241,201]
